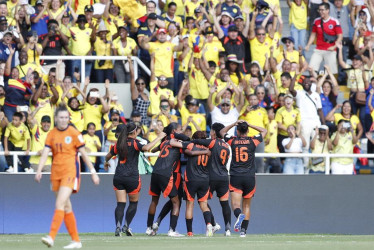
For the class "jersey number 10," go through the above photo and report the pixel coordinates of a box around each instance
[197,154,208,167]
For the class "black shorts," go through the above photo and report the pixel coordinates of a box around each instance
[149,173,178,198]
[184,180,210,202]
[229,175,256,198]
[209,180,229,199]
[113,176,141,194]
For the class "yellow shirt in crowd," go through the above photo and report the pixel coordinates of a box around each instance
[250,36,273,69]
[265,119,278,153]
[148,81,175,115]
[189,65,209,100]
[113,37,137,56]
[4,123,30,148]
[275,106,301,136]
[29,125,52,165]
[289,1,307,30]
[239,107,269,137]
[148,41,176,78]
[69,27,92,56]
[83,103,103,130]
[179,105,206,134]
[83,134,102,163]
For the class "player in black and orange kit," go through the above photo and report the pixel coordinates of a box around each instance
[192,123,232,236]
[220,121,267,237]
[171,131,214,237]
[35,104,100,249]
[146,123,185,237]
[104,122,166,237]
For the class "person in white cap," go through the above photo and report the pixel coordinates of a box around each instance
[92,21,114,83]
[331,119,359,174]
[310,125,332,174]
[208,85,245,136]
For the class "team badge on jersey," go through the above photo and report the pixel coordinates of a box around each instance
[65,136,72,144]
[328,24,333,29]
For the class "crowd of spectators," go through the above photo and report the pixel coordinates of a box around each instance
[0,0,374,175]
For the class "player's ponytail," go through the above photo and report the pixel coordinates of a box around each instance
[117,125,129,161]
[237,121,249,135]
[117,122,137,161]
[164,122,179,136]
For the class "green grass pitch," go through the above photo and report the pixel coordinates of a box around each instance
[1,234,374,250]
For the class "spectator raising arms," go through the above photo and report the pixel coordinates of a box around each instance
[129,56,150,126]
[331,120,358,175]
[282,124,306,174]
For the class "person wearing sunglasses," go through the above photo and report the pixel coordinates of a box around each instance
[152,99,178,127]
[281,36,307,69]
[208,84,245,136]
[148,53,175,118]
[249,7,276,70]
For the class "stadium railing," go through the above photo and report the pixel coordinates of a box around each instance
[2,151,374,174]
[39,55,151,79]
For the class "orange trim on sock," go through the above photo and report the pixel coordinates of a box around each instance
[49,209,64,240]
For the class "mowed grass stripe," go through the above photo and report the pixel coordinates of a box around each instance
[0,234,374,250]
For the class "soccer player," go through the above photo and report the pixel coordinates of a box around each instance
[170,131,214,237]
[35,104,100,249]
[220,121,267,237]
[104,122,166,236]
[191,123,232,236]
[146,122,185,237]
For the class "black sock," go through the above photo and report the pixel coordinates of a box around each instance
[170,215,178,231]
[220,200,231,231]
[241,220,249,232]
[115,202,126,228]
[156,200,173,225]
[124,201,138,228]
[186,218,193,233]
[147,213,155,227]
[203,211,212,225]
[207,204,216,226]
[234,208,242,218]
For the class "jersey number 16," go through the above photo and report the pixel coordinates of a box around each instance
[235,147,248,162]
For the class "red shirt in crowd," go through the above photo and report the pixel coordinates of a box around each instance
[312,17,343,51]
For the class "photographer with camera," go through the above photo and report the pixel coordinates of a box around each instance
[19,30,42,66]
[305,2,343,75]
[325,100,364,140]
[92,21,114,83]
[331,119,358,174]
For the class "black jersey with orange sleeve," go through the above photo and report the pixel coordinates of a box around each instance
[224,134,263,176]
[111,138,144,179]
[182,142,210,182]
[192,139,230,181]
[153,139,183,178]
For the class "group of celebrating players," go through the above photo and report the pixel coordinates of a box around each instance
[35,103,267,249]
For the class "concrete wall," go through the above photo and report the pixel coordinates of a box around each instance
[1,174,373,235]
